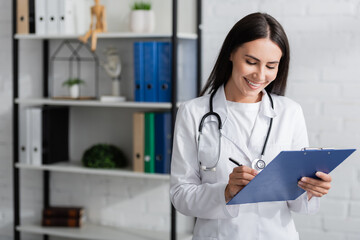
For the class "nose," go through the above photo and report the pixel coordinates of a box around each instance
[252,67,266,82]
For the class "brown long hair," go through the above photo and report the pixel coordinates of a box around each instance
[200,12,290,96]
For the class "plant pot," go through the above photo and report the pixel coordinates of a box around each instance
[143,10,155,33]
[130,10,145,33]
[70,85,80,98]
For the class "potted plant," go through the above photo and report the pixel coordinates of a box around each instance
[62,78,85,98]
[129,1,155,33]
[82,143,127,169]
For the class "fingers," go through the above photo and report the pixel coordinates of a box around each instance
[233,165,258,176]
[316,171,332,182]
[230,166,257,183]
[228,166,258,192]
[298,173,332,198]
[226,166,260,202]
[298,181,330,197]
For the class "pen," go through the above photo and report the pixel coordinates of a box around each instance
[229,157,242,166]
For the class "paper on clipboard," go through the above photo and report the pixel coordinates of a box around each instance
[227,148,356,205]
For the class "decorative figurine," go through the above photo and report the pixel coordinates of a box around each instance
[78,0,107,51]
[100,47,125,102]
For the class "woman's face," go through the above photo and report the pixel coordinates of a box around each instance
[226,38,282,103]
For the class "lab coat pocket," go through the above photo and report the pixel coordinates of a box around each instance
[199,168,217,184]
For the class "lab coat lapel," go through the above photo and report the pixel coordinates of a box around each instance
[247,90,277,159]
[211,85,254,161]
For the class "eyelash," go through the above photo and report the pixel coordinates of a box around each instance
[246,60,276,70]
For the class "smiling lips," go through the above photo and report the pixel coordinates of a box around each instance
[244,77,264,90]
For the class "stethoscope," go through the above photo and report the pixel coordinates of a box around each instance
[197,89,274,172]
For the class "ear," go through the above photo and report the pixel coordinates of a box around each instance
[229,53,233,62]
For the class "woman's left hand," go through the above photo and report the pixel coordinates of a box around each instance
[298,171,332,201]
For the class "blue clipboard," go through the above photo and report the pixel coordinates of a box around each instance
[227,148,356,205]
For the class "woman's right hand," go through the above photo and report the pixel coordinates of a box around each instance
[225,166,258,203]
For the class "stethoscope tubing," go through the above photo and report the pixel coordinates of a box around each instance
[197,89,274,171]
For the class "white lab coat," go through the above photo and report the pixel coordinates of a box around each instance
[170,85,320,240]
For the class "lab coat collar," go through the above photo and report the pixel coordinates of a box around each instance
[210,85,277,162]
[211,84,277,127]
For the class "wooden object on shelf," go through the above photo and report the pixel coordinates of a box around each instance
[133,112,145,172]
[43,206,84,218]
[42,206,84,228]
[42,217,82,227]
[16,0,29,34]
[78,0,107,51]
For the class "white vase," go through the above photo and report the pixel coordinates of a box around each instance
[130,10,145,33]
[70,85,80,98]
[143,10,155,33]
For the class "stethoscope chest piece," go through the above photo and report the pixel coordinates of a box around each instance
[251,159,266,172]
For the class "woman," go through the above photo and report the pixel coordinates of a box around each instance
[170,13,331,240]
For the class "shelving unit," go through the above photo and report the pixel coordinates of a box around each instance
[16,223,192,240]
[15,32,198,40]
[15,98,172,109]
[12,1,202,240]
[15,162,170,180]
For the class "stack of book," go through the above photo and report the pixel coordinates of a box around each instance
[133,112,172,174]
[42,206,84,227]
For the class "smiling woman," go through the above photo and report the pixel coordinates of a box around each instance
[170,12,332,240]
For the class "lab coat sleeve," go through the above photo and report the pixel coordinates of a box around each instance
[287,105,320,214]
[170,103,236,219]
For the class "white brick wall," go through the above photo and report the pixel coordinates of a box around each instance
[203,0,360,239]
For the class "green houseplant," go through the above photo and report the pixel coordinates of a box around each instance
[131,2,151,10]
[82,144,127,169]
[62,78,85,98]
[129,1,155,33]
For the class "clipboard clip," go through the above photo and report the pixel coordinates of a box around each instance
[301,147,334,155]
[301,147,334,151]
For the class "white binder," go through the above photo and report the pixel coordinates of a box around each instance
[58,0,75,35]
[35,0,47,35]
[47,0,58,35]
[19,108,31,164]
[73,0,92,34]
[30,108,42,166]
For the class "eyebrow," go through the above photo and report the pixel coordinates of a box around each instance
[245,54,279,64]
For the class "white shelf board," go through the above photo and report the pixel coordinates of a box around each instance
[16,162,169,180]
[14,32,197,40]
[15,98,171,109]
[17,223,192,240]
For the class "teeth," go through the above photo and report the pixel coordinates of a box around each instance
[245,78,261,87]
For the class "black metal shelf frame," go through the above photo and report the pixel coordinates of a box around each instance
[12,1,202,240]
